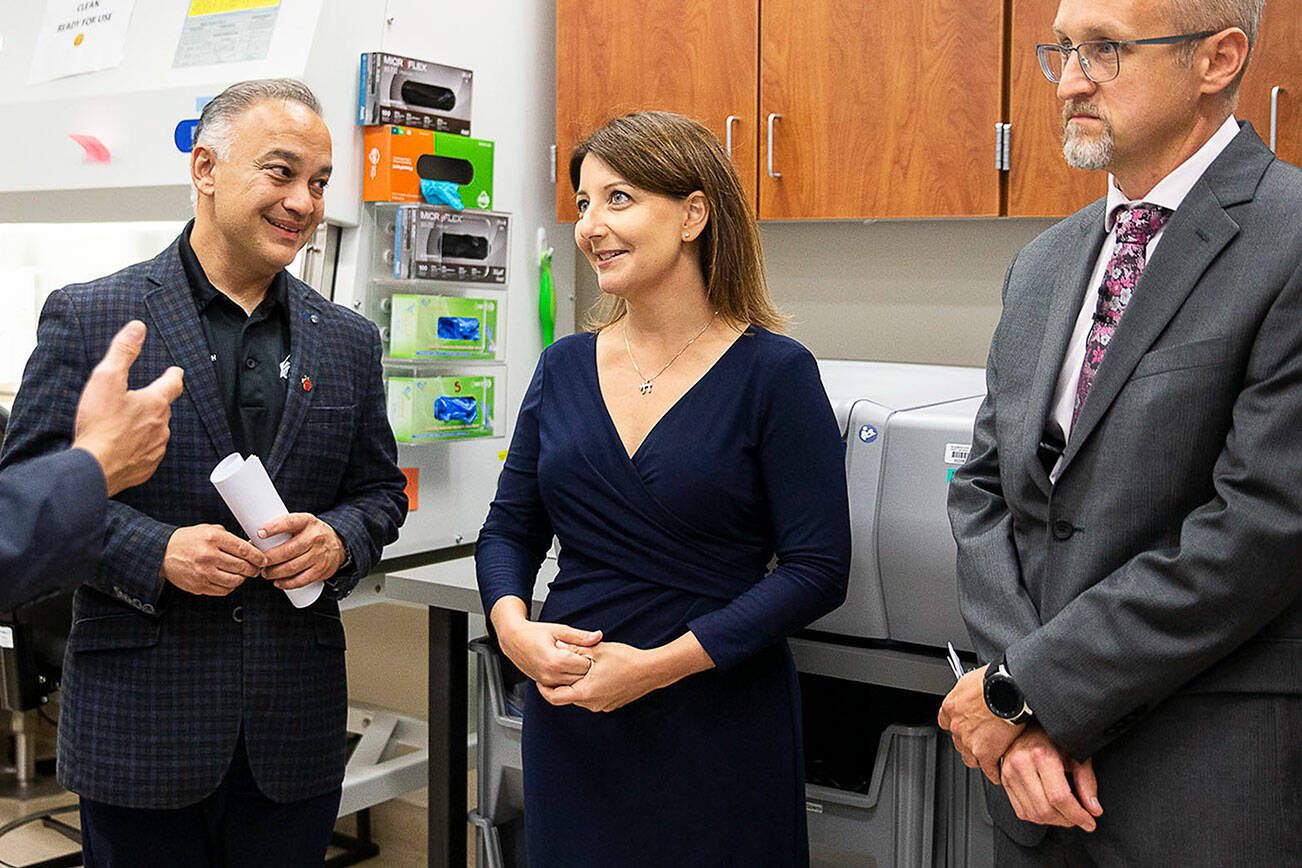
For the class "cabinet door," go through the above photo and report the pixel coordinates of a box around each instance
[555,0,758,222]
[1235,2,1300,168]
[758,0,1002,220]
[1006,0,1106,217]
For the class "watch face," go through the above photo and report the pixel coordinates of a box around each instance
[987,676,1022,717]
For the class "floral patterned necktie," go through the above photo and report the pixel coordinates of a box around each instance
[1072,203,1172,429]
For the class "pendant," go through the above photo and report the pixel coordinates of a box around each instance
[639,380,653,396]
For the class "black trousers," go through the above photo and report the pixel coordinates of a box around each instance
[79,734,341,868]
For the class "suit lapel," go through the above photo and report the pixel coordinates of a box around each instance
[1021,206,1106,498]
[143,244,236,460]
[1059,125,1272,473]
[266,280,323,479]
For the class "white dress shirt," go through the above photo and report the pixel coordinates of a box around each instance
[1046,115,1241,482]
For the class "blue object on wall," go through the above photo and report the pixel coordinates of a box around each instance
[174,119,199,153]
[435,395,479,423]
[437,316,481,341]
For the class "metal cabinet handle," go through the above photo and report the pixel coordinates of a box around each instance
[767,112,782,178]
[1270,86,1285,153]
[725,115,740,158]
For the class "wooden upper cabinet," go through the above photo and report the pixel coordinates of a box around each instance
[1236,1,1300,168]
[554,0,758,221]
[758,0,1003,219]
[1006,0,1106,217]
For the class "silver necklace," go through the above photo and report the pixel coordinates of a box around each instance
[624,311,718,396]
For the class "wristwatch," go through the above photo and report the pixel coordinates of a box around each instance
[984,656,1034,725]
[336,540,354,576]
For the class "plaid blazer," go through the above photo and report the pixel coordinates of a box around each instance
[0,237,408,808]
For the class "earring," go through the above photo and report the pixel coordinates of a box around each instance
[682,232,691,240]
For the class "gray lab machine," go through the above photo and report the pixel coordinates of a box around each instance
[813,360,987,652]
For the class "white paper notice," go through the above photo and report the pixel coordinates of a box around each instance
[173,0,279,69]
[28,0,137,85]
[210,453,323,609]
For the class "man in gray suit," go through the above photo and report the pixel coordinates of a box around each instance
[939,0,1301,862]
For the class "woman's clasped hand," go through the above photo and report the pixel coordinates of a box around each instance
[492,598,677,713]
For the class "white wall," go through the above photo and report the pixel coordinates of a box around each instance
[0,221,185,397]
[575,218,1059,369]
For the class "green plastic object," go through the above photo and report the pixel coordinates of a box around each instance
[538,247,555,348]
[388,294,497,359]
[386,375,496,442]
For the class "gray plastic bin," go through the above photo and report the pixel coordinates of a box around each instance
[468,637,527,868]
[935,740,995,867]
[805,723,939,867]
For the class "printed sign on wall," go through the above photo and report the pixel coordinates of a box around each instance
[28,0,138,85]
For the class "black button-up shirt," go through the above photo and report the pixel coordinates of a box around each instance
[179,222,291,460]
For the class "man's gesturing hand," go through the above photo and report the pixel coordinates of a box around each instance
[73,320,185,496]
[258,513,346,589]
[162,524,266,596]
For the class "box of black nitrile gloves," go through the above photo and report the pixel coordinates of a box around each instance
[381,204,510,285]
[358,52,473,135]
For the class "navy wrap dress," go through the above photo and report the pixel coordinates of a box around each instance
[476,326,851,866]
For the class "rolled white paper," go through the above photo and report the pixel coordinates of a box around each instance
[209,453,323,608]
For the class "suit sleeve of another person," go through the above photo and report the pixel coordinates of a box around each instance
[948,258,1048,664]
[1009,254,1302,759]
[318,323,408,597]
[0,290,175,606]
[685,346,851,671]
[0,450,107,608]
[475,355,553,617]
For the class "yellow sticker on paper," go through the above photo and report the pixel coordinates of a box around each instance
[187,0,278,17]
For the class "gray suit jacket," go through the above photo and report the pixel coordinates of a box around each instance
[949,124,1302,844]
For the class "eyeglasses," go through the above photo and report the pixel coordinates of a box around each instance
[1035,31,1219,84]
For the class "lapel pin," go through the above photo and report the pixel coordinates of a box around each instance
[309,313,319,324]
[301,375,313,392]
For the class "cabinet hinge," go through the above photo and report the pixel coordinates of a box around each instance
[549,144,557,184]
[995,123,1012,172]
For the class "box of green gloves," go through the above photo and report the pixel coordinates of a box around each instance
[389,294,498,360]
[387,375,496,441]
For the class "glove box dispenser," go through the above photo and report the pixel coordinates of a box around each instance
[374,204,509,285]
[386,293,498,360]
[358,52,473,134]
[386,372,500,442]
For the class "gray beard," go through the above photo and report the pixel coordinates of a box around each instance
[1063,119,1114,170]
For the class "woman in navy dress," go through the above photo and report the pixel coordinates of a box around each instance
[476,111,851,866]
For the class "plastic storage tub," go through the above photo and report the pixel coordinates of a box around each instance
[802,674,944,867]
[935,740,995,867]
[468,637,527,867]
[806,723,939,867]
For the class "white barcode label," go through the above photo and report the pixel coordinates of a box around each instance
[945,443,971,465]
[805,801,824,814]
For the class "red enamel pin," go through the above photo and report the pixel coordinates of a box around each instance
[301,375,313,392]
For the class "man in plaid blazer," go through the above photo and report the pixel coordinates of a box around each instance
[0,80,407,865]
